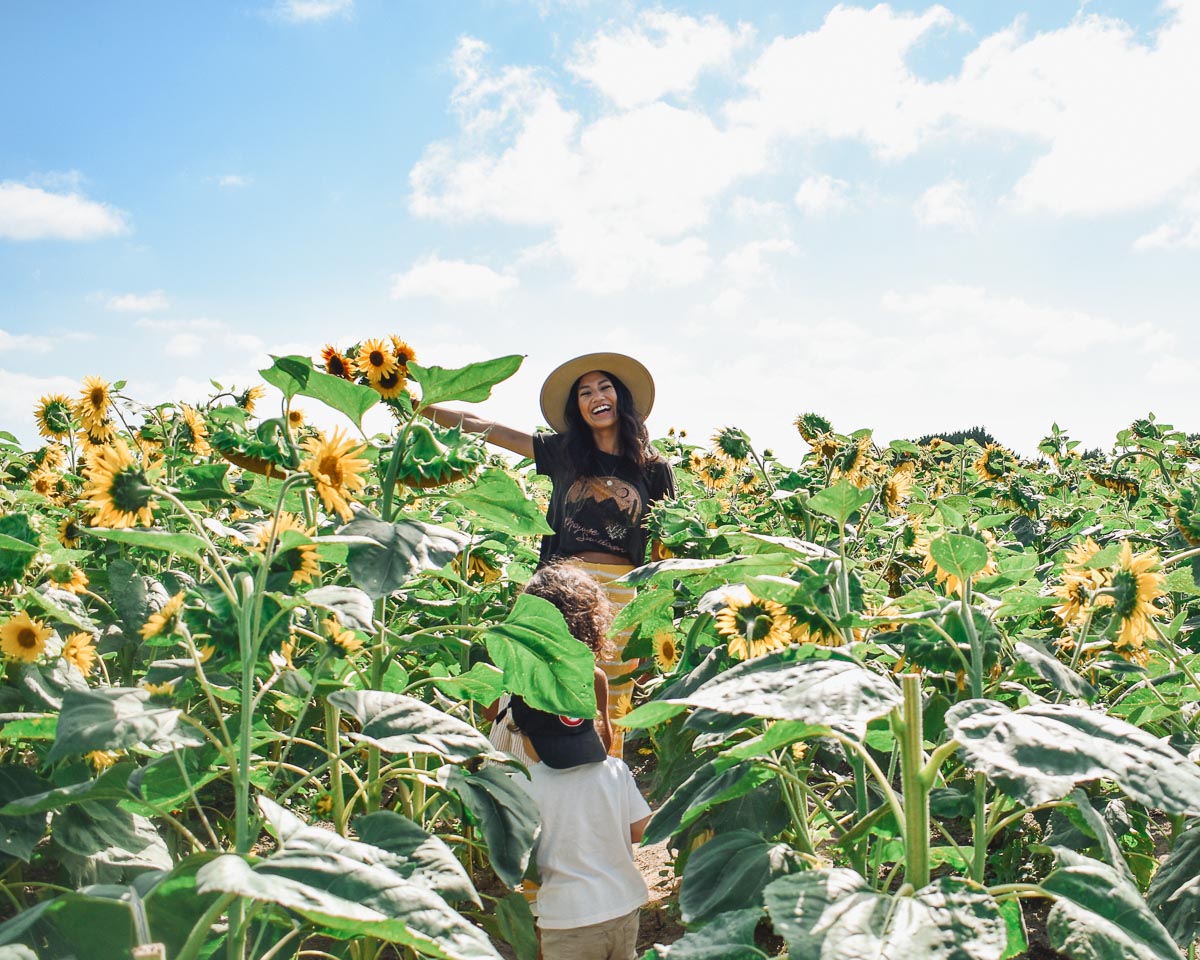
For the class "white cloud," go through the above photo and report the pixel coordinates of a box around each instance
[135,318,265,359]
[390,256,518,303]
[0,328,93,352]
[568,11,752,108]
[217,174,252,188]
[411,37,764,293]
[722,238,799,287]
[107,290,169,313]
[914,178,975,228]
[794,174,851,215]
[274,0,351,22]
[0,181,129,241]
[1134,187,1200,250]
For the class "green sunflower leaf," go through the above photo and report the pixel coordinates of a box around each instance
[83,527,209,562]
[806,479,873,527]
[46,687,203,764]
[327,690,493,761]
[450,468,553,536]
[408,355,523,408]
[647,908,767,960]
[929,533,989,582]
[680,831,798,923]
[443,765,539,890]
[260,354,379,429]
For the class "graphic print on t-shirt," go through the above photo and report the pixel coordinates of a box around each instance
[561,476,643,556]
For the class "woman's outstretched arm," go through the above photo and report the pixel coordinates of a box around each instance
[422,404,535,459]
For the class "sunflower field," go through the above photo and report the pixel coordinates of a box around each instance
[1,343,1199,960]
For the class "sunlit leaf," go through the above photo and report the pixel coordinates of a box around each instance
[409,356,523,408]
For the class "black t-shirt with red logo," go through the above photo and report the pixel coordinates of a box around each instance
[532,433,675,568]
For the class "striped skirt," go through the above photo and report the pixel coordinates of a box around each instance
[570,558,638,758]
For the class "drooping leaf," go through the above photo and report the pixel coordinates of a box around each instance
[649,909,766,959]
[433,662,507,705]
[495,892,539,960]
[260,354,379,428]
[679,830,797,923]
[409,356,523,408]
[671,658,901,739]
[25,587,96,633]
[354,810,480,905]
[341,514,468,599]
[46,687,203,764]
[0,767,50,861]
[1147,820,1200,947]
[304,585,375,632]
[1044,849,1180,960]
[0,762,135,815]
[444,765,539,889]
[763,870,1007,960]
[483,593,596,718]
[328,690,493,761]
[644,761,774,846]
[1012,640,1097,701]
[51,800,171,872]
[946,699,1200,812]
[451,469,553,536]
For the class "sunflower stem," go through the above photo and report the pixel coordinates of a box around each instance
[896,674,930,889]
[379,409,419,524]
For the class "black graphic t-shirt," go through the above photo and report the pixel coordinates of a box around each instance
[533,433,675,567]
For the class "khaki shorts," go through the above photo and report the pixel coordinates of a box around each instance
[540,906,640,960]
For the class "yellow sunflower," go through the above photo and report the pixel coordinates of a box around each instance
[321,345,354,380]
[254,512,320,585]
[711,427,752,467]
[47,563,89,595]
[790,620,847,647]
[354,338,398,384]
[610,691,633,723]
[715,588,795,660]
[88,750,121,772]
[177,404,212,456]
[77,376,111,429]
[77,419,116,452]
[808,432,841,463]
[464,553,501,584]
[140,592,187,640]
[141,680,175,700]
[35,394,74,439]
[0,611,52,663]
[832,437,873,488]
[1051,537,1107,625]
[83,439,156,528]
[61,632,98,675]
[697,455,732,490]
[287,407,306,431]
[1101,541,1165,667]
[389,336,417,368]
[238,384,267,416]
[883,462,916,515]
[58,516,84,549]
[325,617,364,656]
[793,413,833,444]
[372,367,407,400]
[300,428,370,522]
[39,443,66,469]
[652,628,680,673]
[28,466,65,504]
[974,443,1016,483]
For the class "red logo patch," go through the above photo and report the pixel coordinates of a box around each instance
[558,716,585,727]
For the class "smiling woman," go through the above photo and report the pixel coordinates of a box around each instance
[424,351,676,756]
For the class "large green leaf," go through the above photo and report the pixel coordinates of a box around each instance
[46,687,202,764]
[764,870,1007,960]
[327,690,493,761]
[647,908,767,959]
[495,892,538,960]
[644,761,774,845]
[679,830,797,923]
[1044,849,1180,960]
[671,658,901,739]
[260,354,379,428]
[25,587,96,633]
[354,810,480,905]
[51,800,171,873]
[84,526,209,562]
[0,762,135,815]
[807,480,873,527]
[1012,641,1096,700]
[444,765,539,889]
[408,356,523,408]
[128,748,222,812]
[483,593,596,718]
[304,584,376,632]
[451,469,553,536]
[617,554,798,587]
[342,514,469,599]
[0,514,38,583]
[0,767,50,862]
[946,699,1200,812]
[929,533,990,582]
[433,662,507,705]
[1147,821,1200,947]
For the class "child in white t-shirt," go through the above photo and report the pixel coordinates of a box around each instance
[510,696,652,960]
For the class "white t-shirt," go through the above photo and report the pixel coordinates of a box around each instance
[519,756,652,929]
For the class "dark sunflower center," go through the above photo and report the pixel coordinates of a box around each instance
[64,521,79,541]
[17,628,37,649]
[1110,569,1140,618]
[110,465,153,513]
[90,389,105,408]
[318,456,343,484]
[379,370,401,389]
[662,639,675,659]
[369,350,385,367]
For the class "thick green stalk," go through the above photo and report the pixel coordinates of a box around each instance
[958,578,989,881]
[898,674,930,889]
[324,698,347,834]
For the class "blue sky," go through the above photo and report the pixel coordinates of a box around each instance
[2,0,1197,462]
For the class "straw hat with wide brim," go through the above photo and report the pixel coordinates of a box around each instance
[539,352,655,435]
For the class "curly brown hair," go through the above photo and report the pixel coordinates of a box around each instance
[523,562,615,662]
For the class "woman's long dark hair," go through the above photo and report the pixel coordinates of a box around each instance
[560,370,660,481]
